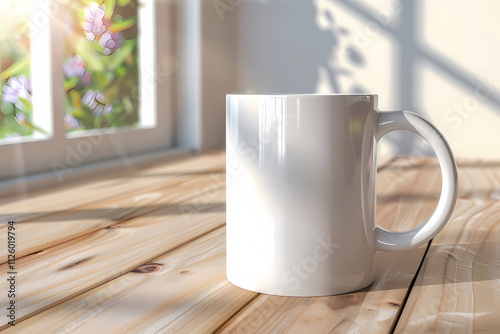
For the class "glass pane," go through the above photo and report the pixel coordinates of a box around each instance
[0,0,40,141]
[63,0,140,132]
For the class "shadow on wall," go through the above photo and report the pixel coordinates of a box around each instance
[235,0,366,94]
[229,0,500,156]
[234,0,415,154]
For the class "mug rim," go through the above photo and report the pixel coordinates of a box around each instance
[227,93,378,97]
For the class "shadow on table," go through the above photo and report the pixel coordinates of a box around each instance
[367,239,500,292]
[2,202,226,222]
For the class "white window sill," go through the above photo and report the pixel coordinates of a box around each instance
[0,147,194,197]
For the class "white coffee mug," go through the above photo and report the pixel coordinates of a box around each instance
[226,94,458,297]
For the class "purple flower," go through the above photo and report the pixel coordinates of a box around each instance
[99,31,123,55]
[81,72,92,85]
[2,75,32,109]
[82,89,112,116]
[64,115,83,130]
[82,3,108,42]
[93,104,104,116]
[15,112,29,125]
[103,103,113,114]
[63,54,86,78]
[82,89,102,109]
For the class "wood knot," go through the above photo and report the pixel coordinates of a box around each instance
[29,250,45,256]
[106,224,123,230]
[348,295,356,300]
[132,263,162,273]
[60,257,94,270]
[180,270,190,275]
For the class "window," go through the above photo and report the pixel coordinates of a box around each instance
[0,0,176,184]
[0,0,43,141]
[62,0,141,132]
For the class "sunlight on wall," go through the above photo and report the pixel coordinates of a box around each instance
[416,0,500,159]
[230,0,500,159]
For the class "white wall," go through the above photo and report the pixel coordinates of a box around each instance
[180,0,239,152]
[205,0,500,159]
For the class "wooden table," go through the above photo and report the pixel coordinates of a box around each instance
[1,152,499,333]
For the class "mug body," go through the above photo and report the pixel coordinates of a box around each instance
[226,94,379,296]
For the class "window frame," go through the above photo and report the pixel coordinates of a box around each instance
[0,0,177,184]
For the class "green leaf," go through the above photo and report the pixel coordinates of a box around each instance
[29,123,49,136]
[73,107,94,128]
[116,65,126,77]
[109,17,136,32]
[0,78,4,103]
[93,71,110,91]
[118,0,132,7]
[104,0,116,19]
[1,101,14,115]
[76,7,86,22]
[69,90,82,109]
[65,77,79,91]
[89,39,105,54]
[72,108,87,119]
[18,97,33,111]
[75,40,105,72]
[108,40,136,70]
[1,57,30,79]
[94,116,103,128]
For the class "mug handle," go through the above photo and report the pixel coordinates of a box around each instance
[373,110,458,251]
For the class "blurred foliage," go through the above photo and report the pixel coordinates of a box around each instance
[0,0,35,141]
[0,0,141,141]
[64,0,140,132]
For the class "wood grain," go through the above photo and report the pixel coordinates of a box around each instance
[3,152,497,333]
[217,249,427,334]
[457,161,500,201]
[0,185,226,329]
[2,227,258,334]
[0,152,225,225]
[217,158,442,333]
[394,162,500,333]
[0,169,225,263]
[1,158,430,333]
[376,157,441,232]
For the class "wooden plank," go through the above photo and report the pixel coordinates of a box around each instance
[0,186,226,329]
[376,157,441,232]
[394,163,500,333]
[217,158,443,333]
[0,152,225,224]
[456,161,500,201]
[2,227,258,334]
[0,169,225,263]
[2,156,432,333]
[217,249,427,334]
[5,153,486,333]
